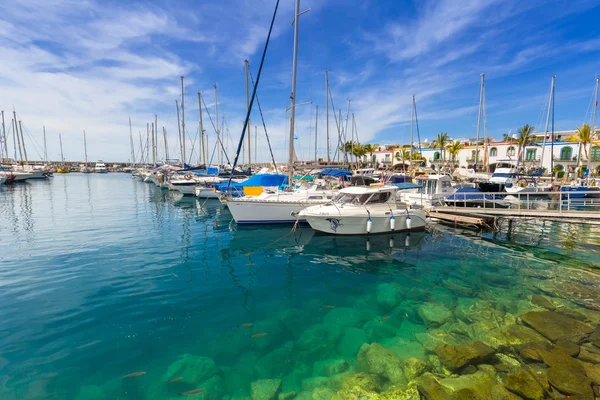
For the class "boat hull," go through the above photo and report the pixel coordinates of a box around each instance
[304,211,426,235]
[195,188,221,199]
[227,200,315,224]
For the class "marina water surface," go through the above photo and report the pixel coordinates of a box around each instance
[1,174,600,399]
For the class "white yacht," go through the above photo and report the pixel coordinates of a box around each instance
[170,175,223,196]
[226,181,337,224]
[94,161,108,173]
[479,167,518,192]
[400,174,456,208]
[300,185,426,235]
[504,178,551,195]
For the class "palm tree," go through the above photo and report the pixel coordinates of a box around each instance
[516,124,536,165]
[502,133,517,143]
[352,142,366,166]
[361,144,378,166]
[566,124,592,175]
[432,132,450,162]
[447,141,463,165]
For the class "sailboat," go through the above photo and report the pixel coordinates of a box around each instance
[226,0,339,224]
[80,130,91,173]
[56,133,70,173]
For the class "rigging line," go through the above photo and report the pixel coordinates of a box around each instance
[228,0,280,186]
[414,99,423,157]
[249,69,278,173]
[328,86,342,160]
[187,125,200,165]
[20,121,44,160]
[201,96,231,165]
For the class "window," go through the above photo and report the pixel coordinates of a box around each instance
[591,146,600,161]
[366,192,391,204]
[372,155,376,163]
[560,147,572,161]
[507,147,516,156]
[471,150,480,160]
[490,147,497,157]
[526,149,537,161]
[385,154,391,162]
[433,152,441,160]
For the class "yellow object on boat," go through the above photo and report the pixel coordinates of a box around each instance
[56,168,70,173]
[243,186,263,196]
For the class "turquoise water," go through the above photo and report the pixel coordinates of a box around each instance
[1,174,599,399]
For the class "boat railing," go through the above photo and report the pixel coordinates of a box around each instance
[438,190,600,212]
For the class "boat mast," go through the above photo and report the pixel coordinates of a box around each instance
[1,111,7,161]
[43,126,47,163]
[18,121,28,164]
[198,92,205,166]
[410,96,415,162]
[588,76,599,177]
[475,73,484,171]
[154,114,158,164]
[541,76,555,176]
[13,112,23,162]
[59,133,65,164]
[254,125,258,166]
[175,100,182,166]
[245,59,251,170]
[129,117,135,167]
[151,122,156,166]
[214,84,221,166]
[483,76,488,172]
[326,71,330,164]
[352,112,356,166]
[83,130,88,166]
[314,105,319,164]
[181,76,186,165]
[163,127,169,162]
[287,0,301,186]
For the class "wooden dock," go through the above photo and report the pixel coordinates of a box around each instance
[430,207,600,226]
[428,210,497,230]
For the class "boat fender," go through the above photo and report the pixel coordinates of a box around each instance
[185,173,192,180]
[389,238,394,248]
[405,234,410,248]
[366,239,371,252]
[390,215,396,231]
[406,216,412,230]
[366,218,372,234]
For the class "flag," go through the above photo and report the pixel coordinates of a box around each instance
[293,134,298,140]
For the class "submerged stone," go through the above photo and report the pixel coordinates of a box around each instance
[489,385,523,400]
[401,357,428,380]
[74,385,105,400]
[504,370,544,400]
[255,341,294,378]
[331,386,380,400]
[547,367,593,398]
[554,338,580,357]
[415,329,459,353]
[337,327,368,359]
[520,311,594,342]
[440,370,496,399]
[376,283,404,309]
[340,372,382,393]
[313,358,348,377]
[538,348,585,374]
[251,379,282,400]
[164,354,220,385]
[578,343,600,363]
[481,324,549,352]
[451,388,482,400]
[582,361,600,384]
[312,387,335,400]
[416,372,451,400]
[356,343,406,385]
[380,336,426,360]
[301,376,329,392]
[435,341,495,371]
[418,303,453,325]
[324,308,366,328]
[530,295,555,310]
[379,384,420,400]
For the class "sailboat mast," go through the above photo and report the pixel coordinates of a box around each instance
[1,111,7,160]
[129,117,134,167]
[410,96,414,162]
[83,130,88,165]
[314,105,319,164]
[352,112,356,166]
[13,112,23,162]
[475,73,484,170]
[198,92,205,166]
[483,75,488,172]
[326,71,330,164]
[18,121,28,164]
[154,114,158,164]
[541,76,555,175]
[214,84,221,166]
[43,126,47,163]
[245,59,252,170]
[287,0,301,185]
[255,125,258,165]
[181,76,186,165]
[146,123,150,166]
[589,77,599,176]
[59,133,64,163]
[151,122,156,165]
[163,127,169,162]
[175,100,182,165]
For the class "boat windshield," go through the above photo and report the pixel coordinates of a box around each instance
[491,173,514,178]
[417,179,438,195]
[335,191,391,205]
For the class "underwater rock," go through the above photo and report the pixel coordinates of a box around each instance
[416,372,452,400]
[582,361,600,384]
[443,278,473,296]
[376,283,405,309]
[401,357,428,380]
[312,387,335,400]
[255,341,294,378]
[381,336,426,360]
[504,370,544,400]
[331,386,380,400]
[440,370,496,399]
[415,329,460,353]
[451,388,482,400]
[278,308,312,334]
[324,308,366,328]
[340,372,382,393]
[252,320,288,350]
[293,392,312,400]
[587,328,600,347]
[336,327,368,359]
[164,354,220,385]
[418,303,453,325]
[313,358,348,377]
[519,348,542,362]
[538,348,585,374]
[493,353,521,373]
[301,376,329,392]
[394,318,427,340]
[547,367,593,398]
[356,343,406,385]
[435,341,495,371]
[379,383,420,400]
[489,385,522,400]
[481,324,549,352]
[555,307,587,321]
[554,338,580,357]
[251,379,282,400]
[278,393,297,400]
[282,363,312,393]
[326,372,351,391]
[74,385,105,400]
[520,311,594,342]
[362,318,399,343]
[530,295,555,310]
[579,343,600,363]
[295,325,334,361]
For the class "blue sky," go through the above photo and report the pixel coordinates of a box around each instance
[1,0,600,163]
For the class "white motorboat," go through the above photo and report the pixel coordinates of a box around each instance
[170,175,223,196]
[478,167,518,192]
[504,178,551,196]
[94,161,108,173]
[400,174,456,208]
[10,171,35,182]
[226,182,337,224]
[0,175,6,185]
[300,185,426,235]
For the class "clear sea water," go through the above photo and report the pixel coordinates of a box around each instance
[1,173,599,399]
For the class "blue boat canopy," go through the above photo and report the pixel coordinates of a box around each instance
[214,174,289,195]
[318,169,352,178]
